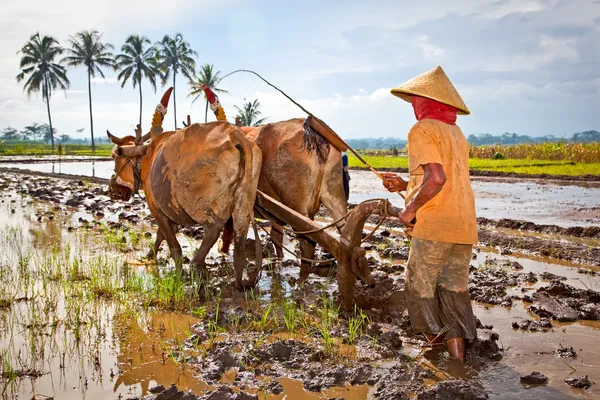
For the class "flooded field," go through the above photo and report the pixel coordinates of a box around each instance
[1,162,598,227]
[0,167,599,400]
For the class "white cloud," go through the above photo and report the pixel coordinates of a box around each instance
[474,35,578,72]
[90,77,119,85]
[416,35,446,58]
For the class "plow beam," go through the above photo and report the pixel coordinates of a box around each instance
[255,191,401,310]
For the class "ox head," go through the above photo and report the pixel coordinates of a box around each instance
[106,87,173,201]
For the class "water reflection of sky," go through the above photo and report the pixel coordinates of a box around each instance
[1,163,598,227]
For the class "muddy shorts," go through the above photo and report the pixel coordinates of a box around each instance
[405,238,477,341]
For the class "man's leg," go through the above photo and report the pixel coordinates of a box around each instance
[437,244,477,361]
[405,238,454,342]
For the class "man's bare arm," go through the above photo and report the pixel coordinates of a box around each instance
[398,163,446,225]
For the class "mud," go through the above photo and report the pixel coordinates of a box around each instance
[520,371,548,384]
[2,169,600,400]
[564,376,594,389]
[477,217,600,240]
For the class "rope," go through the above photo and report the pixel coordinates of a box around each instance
[220,69,406,200]
[253,198,391,265]
[257,222,336,265]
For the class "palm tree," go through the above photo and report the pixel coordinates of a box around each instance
[63,30,115,152]
[188,64,228,122]
[16,33,70,152]
[234,98,267,127]
[115,35,161,129]
[156,33,197,129]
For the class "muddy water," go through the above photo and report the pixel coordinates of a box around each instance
[0,160,114,179]
[2,171,600,399]
[349,170,600,227]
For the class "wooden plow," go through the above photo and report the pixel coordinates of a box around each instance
[189,86,405,309]
[254,191,401,311]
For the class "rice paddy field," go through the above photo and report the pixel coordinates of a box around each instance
[348,156,600,176]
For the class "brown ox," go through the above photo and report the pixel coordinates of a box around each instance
[221,118,348,279]
[146,117,348,280]
[107,92,262,288]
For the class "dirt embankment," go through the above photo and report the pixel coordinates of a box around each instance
[476,217,600,239]
[349,166,600,182]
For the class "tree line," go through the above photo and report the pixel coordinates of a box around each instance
[15,31,267,153]
[467,131,600,146]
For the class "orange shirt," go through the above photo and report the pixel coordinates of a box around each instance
[405,119,478,245]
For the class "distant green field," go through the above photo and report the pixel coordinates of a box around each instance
[0,143,113,157]
[348,155,600,176]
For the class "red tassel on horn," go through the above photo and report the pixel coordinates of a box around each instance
[161,87,174,108]
[201,84,217,104]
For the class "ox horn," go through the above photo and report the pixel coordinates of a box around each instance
[107,130,126,145]
[116,144,149,158]
[201,85,227,121]
[149,87,173,139]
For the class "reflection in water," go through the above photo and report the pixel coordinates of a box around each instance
[112,311,208,397]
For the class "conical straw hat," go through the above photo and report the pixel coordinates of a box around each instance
[390,66,470,115]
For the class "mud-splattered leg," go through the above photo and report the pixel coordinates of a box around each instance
[190,220,226,282]
[299,237,316,281]
[218,217,234,254]
[269,221,285,259]
[153,213,183,272]
[404,238,454,338]
[232,227,248,289]
[146,228,164,260]
[437,244,477,343]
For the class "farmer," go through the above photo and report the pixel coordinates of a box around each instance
[382,66,478,361]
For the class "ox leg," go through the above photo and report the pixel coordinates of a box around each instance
[146,228,164,260]
[218,217,234,254]
[190,220,226,282]
[270,221,285,259]
[153,213,183,272]
[298,237,316,281]
[146,223,179,260]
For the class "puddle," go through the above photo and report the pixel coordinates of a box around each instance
[0,160,114,179]
[348,170,600,227]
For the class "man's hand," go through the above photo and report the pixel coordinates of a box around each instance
[398,207,417,227]
[381,172,407,193]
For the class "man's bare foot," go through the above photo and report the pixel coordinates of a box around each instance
[447,337,466,361]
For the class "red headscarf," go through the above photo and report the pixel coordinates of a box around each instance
[411,96,457,125]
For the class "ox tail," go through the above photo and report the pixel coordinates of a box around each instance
[235,143,246,182]
[301,117,330,164]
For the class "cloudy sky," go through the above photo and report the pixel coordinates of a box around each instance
[1,0,599,140]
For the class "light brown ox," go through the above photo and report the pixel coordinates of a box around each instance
[147,118,348,280]
[106,90,262,288]
[223,118,348,279]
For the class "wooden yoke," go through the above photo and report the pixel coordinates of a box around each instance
[255,190,402,310]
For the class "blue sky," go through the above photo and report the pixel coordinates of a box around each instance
[1,0,599,140]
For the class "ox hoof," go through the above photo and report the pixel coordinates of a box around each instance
[235,279,258,291]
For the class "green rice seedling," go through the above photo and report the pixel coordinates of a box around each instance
[191,306,207,320]
[207,303,225,338]
[348,305,370,344]
[0,349,19,393]
[282,299,299,333]
[252,303,274,331]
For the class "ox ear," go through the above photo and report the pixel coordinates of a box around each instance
[107,130,125,145]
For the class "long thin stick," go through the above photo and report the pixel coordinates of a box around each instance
[221,69,405,199]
